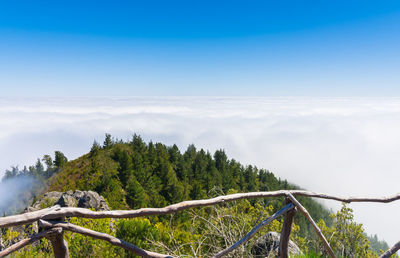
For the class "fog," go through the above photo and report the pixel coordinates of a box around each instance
[0,97,399,244]
[0,175,35,215]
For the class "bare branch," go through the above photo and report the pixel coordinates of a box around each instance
[0,227,62,257]
[379,241,400,258]
[286,193,336,258]
[39,220,172,258]
[1,190,397,257]
[4,190,400,229]
[212,203,294,258]
[0,205,60,228]
[2,190,400,228]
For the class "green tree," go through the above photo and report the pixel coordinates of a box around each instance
[315,203,375,257]
[369,234,389,255]
[54,151,68,167]
[103,133,114,149]
[126,175,149,208]
[3,166,19,180]
[162,165,185,204]
[90,141,101,157]
[113,148,134,187]
[42,155,53,170]
[35,158,45,178]
[116,218,160,258]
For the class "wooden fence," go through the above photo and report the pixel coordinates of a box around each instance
[1,190,400,258]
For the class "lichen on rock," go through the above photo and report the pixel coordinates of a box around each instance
[26,190,110,212]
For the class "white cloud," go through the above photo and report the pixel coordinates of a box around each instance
[0,97,399,245]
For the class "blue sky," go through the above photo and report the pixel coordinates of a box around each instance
[1,1,400,96]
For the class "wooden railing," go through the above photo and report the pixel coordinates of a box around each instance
[1,190,400,258]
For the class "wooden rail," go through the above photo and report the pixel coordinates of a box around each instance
[213,202,295,258]
[0,190,399,258]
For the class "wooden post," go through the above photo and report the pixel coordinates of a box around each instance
[48,230,69,258]
[286,193,336,258]
[379,241,400,258]
[40,217,69,258]
[279,198,297,258]
[0,228,62,257]
[213,203,294,258]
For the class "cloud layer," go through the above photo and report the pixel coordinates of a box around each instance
[1,97,399,244]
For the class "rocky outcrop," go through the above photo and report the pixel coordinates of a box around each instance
[0,191,110,251]
[251,231,302,257]
[25,190,109,212]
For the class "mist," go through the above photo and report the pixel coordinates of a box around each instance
[0,175,36,215]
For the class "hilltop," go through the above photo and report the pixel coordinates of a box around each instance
[46,135,330,235]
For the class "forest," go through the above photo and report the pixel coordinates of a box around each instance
[0,134,391,257]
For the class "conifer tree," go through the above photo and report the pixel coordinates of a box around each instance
[54,151,68,167]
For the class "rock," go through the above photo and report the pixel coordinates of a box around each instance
[25,191,63,212]
[1,190,110,251]
[57,193,78,207]
[251,231,302,257]
[77,191,109,211]
[27,190,110,212]
[72,190,85,200]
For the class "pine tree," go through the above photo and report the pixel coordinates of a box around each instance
[54,151,68,167]
[126,175,149,208]
[103,133,114,149]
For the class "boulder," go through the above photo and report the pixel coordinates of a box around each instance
[1,191,111,251]
[251,231,302,257]
[72,190,85,200]
[77,191,108,211]
[57,193,78,207]
[27,190,110,212]
[25,191,63,212]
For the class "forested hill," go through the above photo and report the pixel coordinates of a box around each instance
[49,133,300,208]
[2,134,392,256]
[3,134,333,235]
[44,134,331,237]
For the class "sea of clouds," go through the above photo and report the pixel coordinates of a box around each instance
[0,97,399,244]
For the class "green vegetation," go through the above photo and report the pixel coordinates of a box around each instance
[3,149,67,182]
[1,134,392,257]
[46,134,332,237]
[369,234,390,255]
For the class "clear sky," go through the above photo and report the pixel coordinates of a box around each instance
[0,1,400,96]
